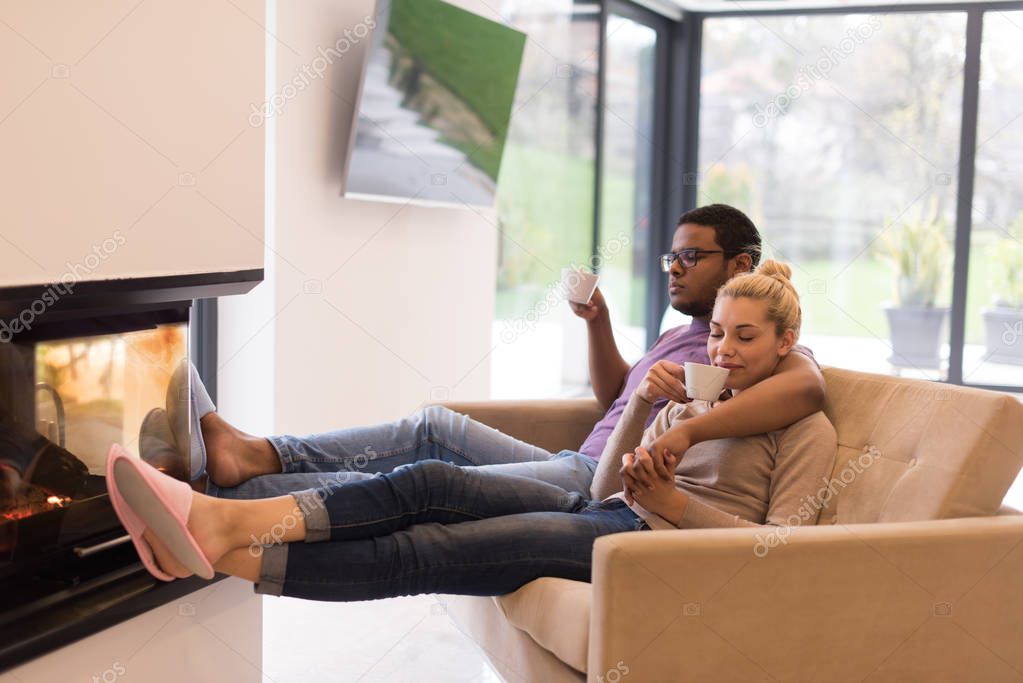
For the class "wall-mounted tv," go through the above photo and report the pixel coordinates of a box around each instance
[342,0,526,206]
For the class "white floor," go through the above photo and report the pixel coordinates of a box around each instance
[261,594,501,683]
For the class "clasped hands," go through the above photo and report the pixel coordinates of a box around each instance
[618,424,691,520]
[620,446,677,507]
[616,360,694,521]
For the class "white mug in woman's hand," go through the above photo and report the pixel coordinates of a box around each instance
[683,362,730,401]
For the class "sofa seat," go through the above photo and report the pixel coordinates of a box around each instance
[437,368,1023,682]
[496,577,591,673]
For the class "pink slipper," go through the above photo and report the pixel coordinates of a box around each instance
[105,443,215,581]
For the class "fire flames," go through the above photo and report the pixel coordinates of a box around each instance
[1,486,73,522]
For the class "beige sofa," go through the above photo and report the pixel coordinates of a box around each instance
[438,367,1023,683]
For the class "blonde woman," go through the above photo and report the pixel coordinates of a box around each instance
[105,260,837,600]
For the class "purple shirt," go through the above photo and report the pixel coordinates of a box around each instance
[579,319,711,460]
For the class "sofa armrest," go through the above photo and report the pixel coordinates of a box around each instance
[435,399,605,454]
[588,516,1023,682]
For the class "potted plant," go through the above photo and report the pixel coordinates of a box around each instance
[981,212,1023,365]
[876,204,951,369]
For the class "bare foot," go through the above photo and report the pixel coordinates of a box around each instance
[214,547,264,582]
[201,413,282,487]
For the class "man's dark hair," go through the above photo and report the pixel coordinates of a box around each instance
[677,204,762,267]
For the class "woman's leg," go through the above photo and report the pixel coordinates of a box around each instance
[147,460,589,577]
[284,459,589,543]
[254,502,643,601]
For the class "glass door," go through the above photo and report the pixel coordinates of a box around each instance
[697,12,966,381]
[597,1,671,362]
[962,10,1023,389]
[490,0,601,399]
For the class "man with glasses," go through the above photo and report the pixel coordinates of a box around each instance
[571,203,822,466]
[198,204,824,501]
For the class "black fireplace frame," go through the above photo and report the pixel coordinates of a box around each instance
[0,268,261,673]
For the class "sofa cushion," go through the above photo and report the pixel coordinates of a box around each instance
[820,367,1023,524]
[495,577,591,673]
[438,594,586,682]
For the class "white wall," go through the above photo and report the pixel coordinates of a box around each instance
[0,0,264,287]
[219,0,499,437]
[0,2,266,678]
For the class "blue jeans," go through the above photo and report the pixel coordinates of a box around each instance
[254,460,646,600]
[206,406,598,500]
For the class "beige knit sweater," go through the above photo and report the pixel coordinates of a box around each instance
[590,392,838,530]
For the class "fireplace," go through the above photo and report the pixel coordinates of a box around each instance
[0,271,260,671]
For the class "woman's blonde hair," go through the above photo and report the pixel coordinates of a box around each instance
[717,259,802,340]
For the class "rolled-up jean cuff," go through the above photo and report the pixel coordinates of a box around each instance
[265,436,292,472]
[254,543,288,597]
[293,488,331,542]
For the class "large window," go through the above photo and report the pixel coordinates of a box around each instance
[598,5,666,367]
[697,7,1022,392]
[491,0,671,398]
[490,2,1022,398]
[699,12,966,380]
[964,10,1023,387]
[491,1,599,399]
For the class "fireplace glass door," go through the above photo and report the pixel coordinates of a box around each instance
[1,321,190,578]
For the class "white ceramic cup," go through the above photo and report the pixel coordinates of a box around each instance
[560,268,600,305]
[683,361,731,401]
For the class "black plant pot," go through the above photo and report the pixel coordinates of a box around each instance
[883,304,949,369]
[982,306,1023,366]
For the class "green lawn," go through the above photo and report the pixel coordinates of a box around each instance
[495,140,642,320]
[494,143,1004,343]
[494,142,594,303]
[388,0,524,136]
[787,247,998,344]
[388,0,525,180]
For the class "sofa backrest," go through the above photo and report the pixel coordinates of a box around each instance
[818,367,1023,524]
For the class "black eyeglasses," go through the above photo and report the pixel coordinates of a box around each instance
[659,249,740,272]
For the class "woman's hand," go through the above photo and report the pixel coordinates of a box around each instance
[568,286,608,322]
[620,452,645,505]
[648,424,692,469]
[617,447,675,501]
[620,446,680,510]
[636,360,690,404]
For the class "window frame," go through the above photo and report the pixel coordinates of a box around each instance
[191,298,218,405]
[672,0,1023,392]
[592,0,678,346]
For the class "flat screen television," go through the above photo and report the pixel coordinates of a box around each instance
[342,0,527,206]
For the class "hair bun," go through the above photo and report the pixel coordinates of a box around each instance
[756,259,793,283]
